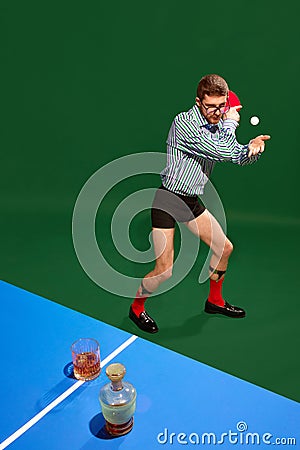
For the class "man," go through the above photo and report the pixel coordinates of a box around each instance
[129,74,270,333]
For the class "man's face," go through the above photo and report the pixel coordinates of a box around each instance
[196,94,228,124]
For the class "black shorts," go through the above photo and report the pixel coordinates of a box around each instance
[151,184,206,229]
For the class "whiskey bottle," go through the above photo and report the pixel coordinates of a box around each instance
[99,363,136,436]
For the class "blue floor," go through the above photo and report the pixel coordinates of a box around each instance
[1,281,299,449]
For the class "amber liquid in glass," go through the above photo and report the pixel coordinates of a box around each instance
[106,418,134,436]
[73,351,100,380]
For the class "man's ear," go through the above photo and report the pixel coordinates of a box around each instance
[195,97,201,107]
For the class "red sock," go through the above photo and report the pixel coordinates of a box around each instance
[131,287,149,316]
[208,278,225,307]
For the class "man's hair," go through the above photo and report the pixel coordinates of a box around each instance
[196,74,228,100]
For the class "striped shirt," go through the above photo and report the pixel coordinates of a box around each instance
[160,104,260,196]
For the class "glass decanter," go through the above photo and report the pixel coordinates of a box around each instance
[99,363,137,436]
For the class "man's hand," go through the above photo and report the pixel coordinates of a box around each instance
[248,135,271,157]
[224,106,242,122]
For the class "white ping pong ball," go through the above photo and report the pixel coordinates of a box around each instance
[250,116,260,126]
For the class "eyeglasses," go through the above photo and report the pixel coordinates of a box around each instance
[200,100,230,116]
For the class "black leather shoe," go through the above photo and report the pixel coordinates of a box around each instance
[204,300,246,318]
[129,306,159,333]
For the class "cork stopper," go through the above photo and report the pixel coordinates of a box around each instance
[106,363,126,389]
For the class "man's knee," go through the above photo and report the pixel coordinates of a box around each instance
[156,264,173,282]
[223,239,233,258]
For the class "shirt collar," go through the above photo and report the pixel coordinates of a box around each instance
[192,104,222,131]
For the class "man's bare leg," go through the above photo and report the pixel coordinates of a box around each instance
[129,227,175,332]
[184,210,245,317]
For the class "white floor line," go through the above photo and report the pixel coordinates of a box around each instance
[0,334,138,450]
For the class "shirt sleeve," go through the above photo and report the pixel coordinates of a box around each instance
[169,115,261,166]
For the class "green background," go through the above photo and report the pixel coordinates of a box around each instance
[1,1,300,401]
